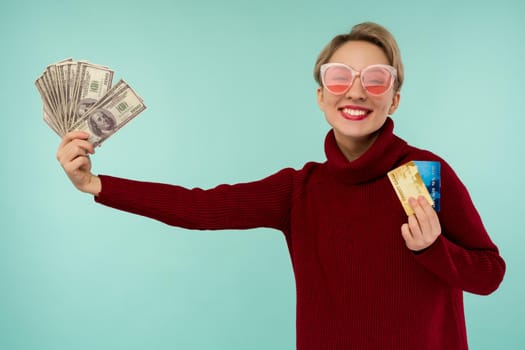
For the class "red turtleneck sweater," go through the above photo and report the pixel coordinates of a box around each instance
[95,118,505,349]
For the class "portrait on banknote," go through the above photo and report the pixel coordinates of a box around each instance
[88,109,116,137]
[78,100,96,117]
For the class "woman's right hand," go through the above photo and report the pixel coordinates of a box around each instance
[56,131,101,195]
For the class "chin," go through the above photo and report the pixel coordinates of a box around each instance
[333,119,384,139]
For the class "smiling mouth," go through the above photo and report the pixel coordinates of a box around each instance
[339,107,372,121]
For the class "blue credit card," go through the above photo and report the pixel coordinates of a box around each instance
[414,161,441,212]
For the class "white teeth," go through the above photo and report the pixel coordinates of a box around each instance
[343,108,368,116]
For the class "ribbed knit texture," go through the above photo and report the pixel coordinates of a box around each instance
[95,118,505,349]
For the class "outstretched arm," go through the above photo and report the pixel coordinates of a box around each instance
[56,132,296,232]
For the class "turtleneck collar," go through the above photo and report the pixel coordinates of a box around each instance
[324,117,408,185]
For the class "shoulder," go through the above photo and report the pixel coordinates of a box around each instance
[267,161,327,197]
[269,161,324,185]
[402,143,443,162]
[400,143,467,192]
[251,161,323,190]
[401,144,454,170]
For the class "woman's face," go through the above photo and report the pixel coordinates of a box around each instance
[317,40,400,146]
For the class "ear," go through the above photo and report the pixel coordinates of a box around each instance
[388,91,401,115]
[316,86,325,111]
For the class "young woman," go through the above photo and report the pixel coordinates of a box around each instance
[56,22,505,350]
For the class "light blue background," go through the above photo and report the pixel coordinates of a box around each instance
[1,0,523,348]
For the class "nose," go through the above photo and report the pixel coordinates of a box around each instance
[345,75,367,100]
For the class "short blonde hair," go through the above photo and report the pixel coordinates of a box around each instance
[314,22,404,91]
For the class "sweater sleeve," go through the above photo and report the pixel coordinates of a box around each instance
[413,160,506,295]
[94,168,296,231]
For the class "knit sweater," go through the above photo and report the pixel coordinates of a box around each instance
[95,118,505,349]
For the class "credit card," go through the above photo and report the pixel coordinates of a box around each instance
[387,161,439,216]
[413,161,441,212]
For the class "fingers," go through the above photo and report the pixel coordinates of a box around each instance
[63,153,91,174]
[58,142,92,178]
[401,222,412,242]
[407,214,421,238]
[400,196,441,251]
[57,131,90,150]
[409,197,432,237]
[411,196,440,235]
[56,131,96,192]
[58,139,94,161]
[57,134,95,164]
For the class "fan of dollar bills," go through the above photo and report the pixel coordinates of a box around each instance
[35,58,146,147]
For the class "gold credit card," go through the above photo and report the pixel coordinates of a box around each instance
[387,161,434,216]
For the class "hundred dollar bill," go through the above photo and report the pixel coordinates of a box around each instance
[71,61,114,128]
[387,161,434,216]
[36,77,64,134]
[71,79,146,147]
[36,59,145,145]
[43,108,61,137]
[64,62,80,129]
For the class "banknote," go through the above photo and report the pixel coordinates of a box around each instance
[387,161,435,216]
[71,61,114,129]
[413,161,441,212]
[71,80,146,147]
[35,59,145,146]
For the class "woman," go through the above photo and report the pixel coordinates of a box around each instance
[56,22,505,350]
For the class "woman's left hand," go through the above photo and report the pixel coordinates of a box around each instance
[401,196,441,252]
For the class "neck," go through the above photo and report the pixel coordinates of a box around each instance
[333,130,380,162]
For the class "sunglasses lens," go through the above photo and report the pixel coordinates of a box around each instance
[362,67,393,95]
[323,66,353,94]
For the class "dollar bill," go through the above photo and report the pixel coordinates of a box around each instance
[71,79,146,147]
[36,59,145,146]
[387,161,434,216]
[72,61,114,128]
[36,78,64,134]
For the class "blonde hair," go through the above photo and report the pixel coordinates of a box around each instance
[314,22,404,91]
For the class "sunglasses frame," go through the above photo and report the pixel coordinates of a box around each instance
[320,63,397,96]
